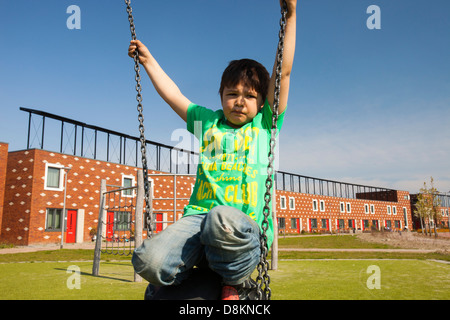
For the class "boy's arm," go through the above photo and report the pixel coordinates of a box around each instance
[128,40,191,122]
[267,0,297,115]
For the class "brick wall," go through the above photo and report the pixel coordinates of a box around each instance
[2,149,144,245]
[150,173,196,232]
[1,149,34,245]
[276,189,412,234]
[0,142,9,237]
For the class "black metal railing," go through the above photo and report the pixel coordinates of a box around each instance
[275,171,398,202]
[21,107,400,202]
[21,107,197,174]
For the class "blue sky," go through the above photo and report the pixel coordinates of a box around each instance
[1,0,449,194]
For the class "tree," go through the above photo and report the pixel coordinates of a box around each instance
[415,177,442,238]
[414,189,429,235]
[429,177,442,238]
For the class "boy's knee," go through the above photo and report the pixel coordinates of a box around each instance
[202,206,260,249]
[132,240,169,286]
[207,205,259,234]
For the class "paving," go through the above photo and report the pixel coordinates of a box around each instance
[0,242,96,254]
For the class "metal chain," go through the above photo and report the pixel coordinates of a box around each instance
[255,1,288,300]
[124,0,154,236]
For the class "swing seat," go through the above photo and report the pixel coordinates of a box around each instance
[144,267,261,300]
[144,267,222,300]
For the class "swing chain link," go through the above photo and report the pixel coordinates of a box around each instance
[255,1,288,301]
[124,0,154,236]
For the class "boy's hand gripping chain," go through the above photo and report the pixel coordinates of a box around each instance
[255,1,288,300]
[125,0,154,236]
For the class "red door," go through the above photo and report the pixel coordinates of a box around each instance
[106,212,115,241]
[66,210,77,243]
[297,218,300,233]
[155,213,163,233]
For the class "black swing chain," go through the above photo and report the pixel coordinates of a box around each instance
[124,0,154,235]
[255,1,288,301]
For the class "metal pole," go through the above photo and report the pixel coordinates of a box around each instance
[173,174,177,223]
[93,179,107,276]
[271,191,278,271]
[60,167,71,249]
[26,112,31,149]
[134,170,144,282]
[329,202,332,234]
[446,191,450,235]
[41,116,45,149]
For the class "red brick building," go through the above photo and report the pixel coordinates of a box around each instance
[0,140,415,246]
[276,187,412,234]
[0,142,9,236]
[1,107,443,246]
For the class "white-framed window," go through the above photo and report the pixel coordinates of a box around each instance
[370,204,375,214]
[121,174,135,197]
[45,208,63,231]
[340,202,345,213]
[387,205,391,215]
[346,202,351,213]
[147,177,154,198]
[312,199,318,211]
[44,163,65,191]
[280,196,286,209]
[278,217,286,229]
[403,207,408,226]
[291,218,298,229]
[114,211,132,231]
[393,206,397,215]
[289,197,295,210]
[364,204,369,214]
[310,218,318,229]
[320,200,325,212]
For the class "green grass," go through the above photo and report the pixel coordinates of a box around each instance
[0,259,448,300]
[268,260,450,300]
[0,249,130,264]
[0,261,148,300]
[278,234,394,249]
[278,250,450,261]
[0,234,449,300]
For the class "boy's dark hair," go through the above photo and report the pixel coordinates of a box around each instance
[219,59,270,104]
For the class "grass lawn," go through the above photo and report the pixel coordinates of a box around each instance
[278,234,394,249]
[268,260,450,300]
[0,235,448,300]
[0,259,448,300]
[0,261,148,300]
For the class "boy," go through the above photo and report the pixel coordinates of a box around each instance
[129,0,296,300]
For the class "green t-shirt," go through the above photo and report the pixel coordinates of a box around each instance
[184,99,286,248]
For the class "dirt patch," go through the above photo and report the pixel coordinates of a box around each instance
[358,231,450,253]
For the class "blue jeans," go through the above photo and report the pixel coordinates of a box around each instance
[132,205,261,286]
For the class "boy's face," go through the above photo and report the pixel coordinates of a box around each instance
[221,81,264,128]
